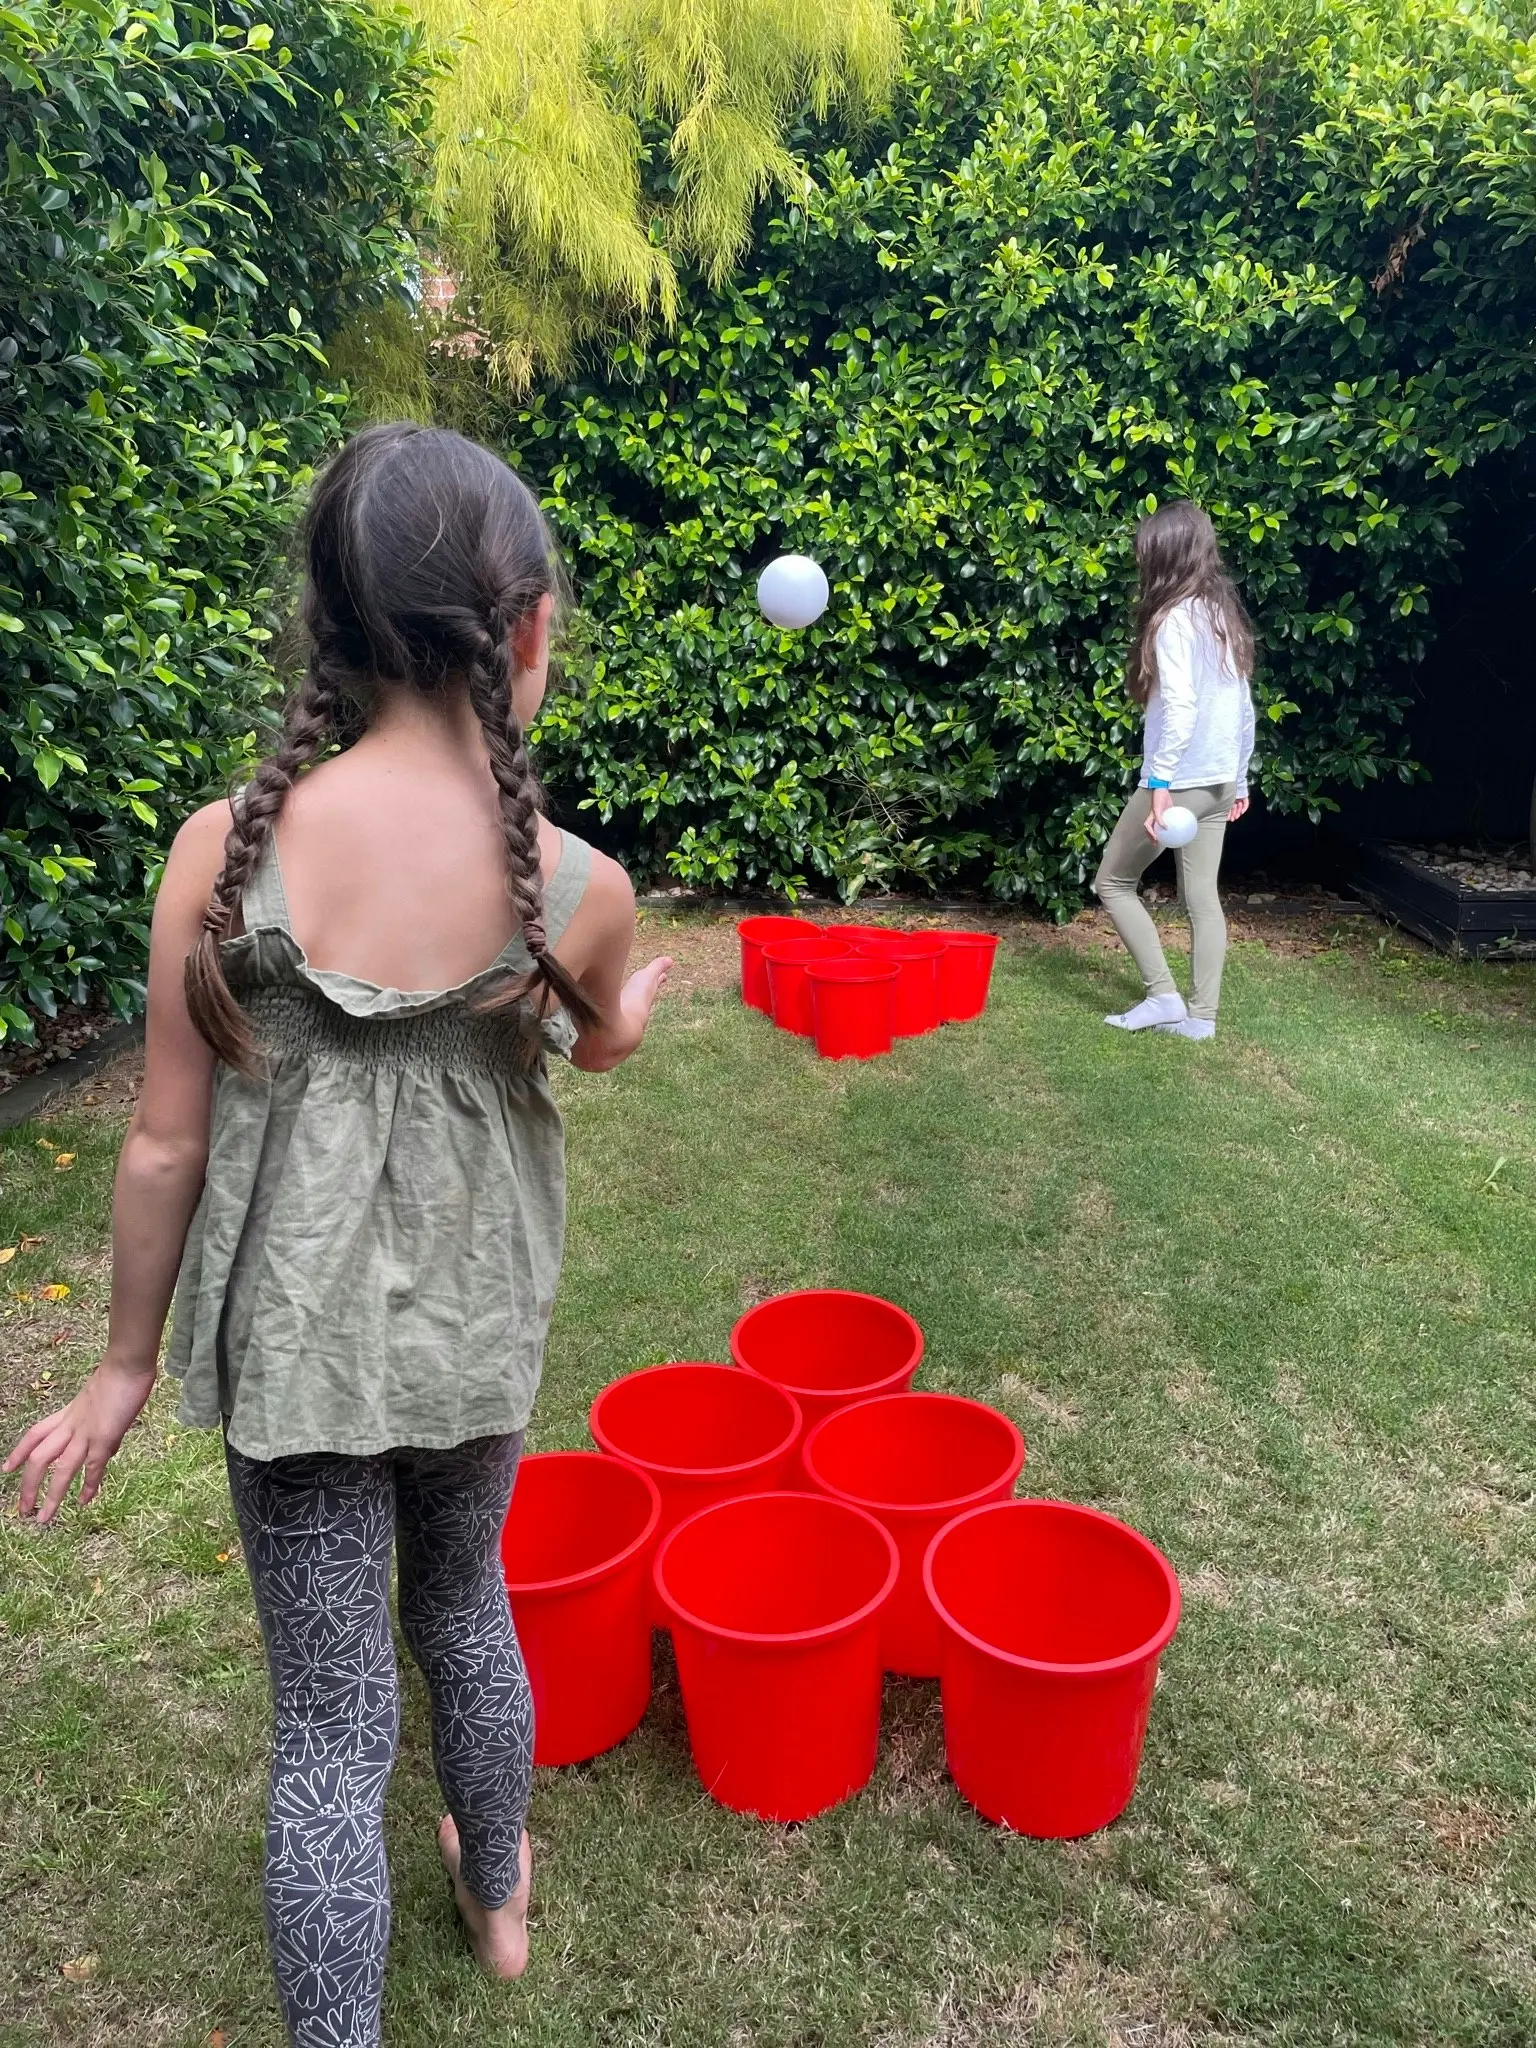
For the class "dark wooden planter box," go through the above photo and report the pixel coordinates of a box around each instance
[1353,843,1536,958]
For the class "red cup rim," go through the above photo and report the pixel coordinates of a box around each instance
[502,1450,662,1597]
[729,1289,924,1401]
[653,1490,900,1646]
[940,930,1000,950]
[737,915,818,942]
[804,958,899,984]
[589,1362,803,1482]
[761,937,845,964]
[921,1499,1182,1677]
[867,933,948,959]
[801,1393,1026,1519]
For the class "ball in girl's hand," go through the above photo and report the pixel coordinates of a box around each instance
[756,554,829,630]
[1154,804,1199,848]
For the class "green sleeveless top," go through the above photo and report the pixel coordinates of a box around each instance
[166,829,593,1461]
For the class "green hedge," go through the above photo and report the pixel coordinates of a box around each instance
[0,0,428,1037]
[491,0,1536,908]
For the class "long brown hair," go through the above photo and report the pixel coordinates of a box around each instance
[185,422,599,1073]
[1126,501,1255,706]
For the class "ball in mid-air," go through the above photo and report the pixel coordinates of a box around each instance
[756,554,829,630]
[1154,804,1199,849]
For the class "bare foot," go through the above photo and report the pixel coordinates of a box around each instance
[437,1816,531,1979]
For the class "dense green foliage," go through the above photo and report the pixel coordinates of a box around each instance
[480,0,1536,907]
[0,0,428,1036]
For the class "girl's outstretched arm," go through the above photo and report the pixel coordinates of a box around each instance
[4,807,226,1521]
[560,852,672,1073]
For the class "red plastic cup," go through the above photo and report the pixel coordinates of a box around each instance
[500,1450,661,1766]
[852,932,947,1036]
[764,933,852,1037]
[589,1363,802,1547]
[731,1288,924,1437]
[938,932,1001,1022]
[806,957,898,1060]
[802,1393,1026,1677]
[924,1500,1181,1837]
[655,1491,899,1821]
[738,916,819,1013]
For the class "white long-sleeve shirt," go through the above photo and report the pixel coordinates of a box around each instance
[1139,598,1256,796]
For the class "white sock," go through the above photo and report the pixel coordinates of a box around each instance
[1158,1017,1216,1040]
[1104,992,1187,1031]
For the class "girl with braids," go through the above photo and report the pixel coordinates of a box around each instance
[1094,500,1257,1039]
[5,424,672,2042]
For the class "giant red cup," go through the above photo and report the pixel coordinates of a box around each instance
[764,933,852,1037]
[731,1288,924,1434]
[501,1451,662,1765]
[938,931,1001,1022]
[737,915,819,1012]
[589,1362,802,1544]
[802,1393,1025,1675]
[924,1500,1181,1837]
[655,1491,899,1821]
[852,931,947,1036]
[807,957,898,1059]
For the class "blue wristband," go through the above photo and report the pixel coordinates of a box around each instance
[1147,778,1170,790]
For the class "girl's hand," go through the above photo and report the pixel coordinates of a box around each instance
[1144,788,1173,843]
[619,955,673,1038]
[1228,796,1250,823]
[3,1357,157,1524]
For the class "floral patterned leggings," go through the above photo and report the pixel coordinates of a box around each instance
[225,1433,530,2048]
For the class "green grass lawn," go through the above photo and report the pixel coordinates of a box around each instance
[2,917,1533,2047]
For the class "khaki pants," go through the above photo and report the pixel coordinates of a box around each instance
[1092,784,1235,1021]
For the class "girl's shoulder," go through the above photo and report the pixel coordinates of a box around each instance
[556,842,634,954]
[1153,597,1200,652]
[163,796,237,907]
[1186,596,1250,683]
[1163,595,1228,653]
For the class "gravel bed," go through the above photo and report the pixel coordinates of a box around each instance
[1388,842,1536,893]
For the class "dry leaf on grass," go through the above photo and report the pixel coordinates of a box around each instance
[35,1137,56,1152]
[38,1283,70,1301]
[61,1954,100,1982]
[54,1153,76,1170]
[0,1247,13,1265]
[209,2030,228,2048]
[21,1234,45,1249]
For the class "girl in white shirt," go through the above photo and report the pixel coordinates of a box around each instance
[1093,502,1257,1039]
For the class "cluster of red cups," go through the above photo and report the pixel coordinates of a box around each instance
[501,1290,1180,1835]
[738,916,999,1057]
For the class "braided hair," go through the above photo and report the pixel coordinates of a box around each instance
[185,422,600,1073]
